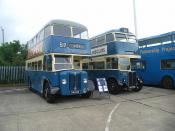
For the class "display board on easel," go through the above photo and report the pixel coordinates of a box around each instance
[96,78,110,99]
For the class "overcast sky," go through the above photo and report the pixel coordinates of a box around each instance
[0,0,174,44]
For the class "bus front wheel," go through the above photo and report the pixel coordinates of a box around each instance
[133,83,143,92]
[107,78,121,94]
[161,76,174,89]
[43,82,55,103]
[82,91,93,98]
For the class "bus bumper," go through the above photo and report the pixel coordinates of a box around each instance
[50,87,59,95]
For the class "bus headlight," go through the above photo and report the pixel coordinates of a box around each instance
[62,79,67,84]
[83,78,87,83]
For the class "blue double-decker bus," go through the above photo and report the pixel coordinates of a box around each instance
[26,20,94,103]
[82,28,143,94]
[133,31,175,89]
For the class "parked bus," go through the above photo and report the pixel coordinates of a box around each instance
[82,28,143,94]
[26,20,94,103]
[133,31,175,88]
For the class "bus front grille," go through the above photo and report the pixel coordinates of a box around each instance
[128,72,137,86]
[69,72,81,94]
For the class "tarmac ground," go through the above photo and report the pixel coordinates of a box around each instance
[0,86,175,131]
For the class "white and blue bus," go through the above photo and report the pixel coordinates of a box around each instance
[26,20,94,103]
[134,31,175,89]
[82,28,143,94]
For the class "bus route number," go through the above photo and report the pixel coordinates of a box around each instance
[59,42,67,48]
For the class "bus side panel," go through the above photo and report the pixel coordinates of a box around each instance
[26,71,60,93]
[86,70,125,88]
[43,36,91,55]
[108,42,138,55]
[137,43,175,87]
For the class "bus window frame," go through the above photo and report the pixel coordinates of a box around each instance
[131,60,146,70]
[114,33,127,42]
[106,33,115,43]
[161,59,175,70]
[118,57,131,71]
[43,54,53,71]
[54,55,73,71]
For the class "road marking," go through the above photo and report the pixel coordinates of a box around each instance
[105,103,120,131]
[0,88,27,93]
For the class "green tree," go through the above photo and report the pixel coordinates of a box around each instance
[0,40,27,66]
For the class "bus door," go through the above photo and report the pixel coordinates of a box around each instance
[73,56,81,70]
[131,58,146,79]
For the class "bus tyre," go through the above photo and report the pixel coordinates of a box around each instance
[43,82,55,103]
[107,78,121,94]
[133,83,142,92]
[161,76,174,89]
[82,91,93,98]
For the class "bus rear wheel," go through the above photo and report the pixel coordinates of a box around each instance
[43,82,55,103]
[107,78,121,94]
[161,76,174,89]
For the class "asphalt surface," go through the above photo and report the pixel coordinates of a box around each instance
[0,86,175,131]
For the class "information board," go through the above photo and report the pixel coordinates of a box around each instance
[96,78,108,92]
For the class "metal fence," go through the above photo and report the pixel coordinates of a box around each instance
[0,66,26,84]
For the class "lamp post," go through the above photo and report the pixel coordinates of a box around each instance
[0,26,4,45]
[133,0,138,39]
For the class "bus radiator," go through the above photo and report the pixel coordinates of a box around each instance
[69,72,81,94]
[128,72,137,86]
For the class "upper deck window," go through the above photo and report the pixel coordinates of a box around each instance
[139,35,173,48]
[53,24,88,39]
[53,24,71,37]
[128,35,137,43]
[106,33,114,43]
[90,39,97,47]
[96,35,105,46]
[161,36,172,45]
[72,27,88,39]
[115,33,127,42]
[173,35,175,42]
[44,25,52,38]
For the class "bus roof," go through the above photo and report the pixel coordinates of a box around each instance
[90,28,135,40]
[139,31,175,46]
[45,19,87,30]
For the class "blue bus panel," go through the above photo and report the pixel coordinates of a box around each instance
[44,35,90,55]
[26,20,93,103]
[135,31,175,88]
[83,28,143,94]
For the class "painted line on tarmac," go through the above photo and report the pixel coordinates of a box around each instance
[105,103,120,131]
[0,88,27,93]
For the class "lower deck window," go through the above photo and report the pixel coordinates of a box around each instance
[82,63,88,69]
[118,58,130,70]
[161,59,175,69]
[131,60,146,70]
[90,61,105,69]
